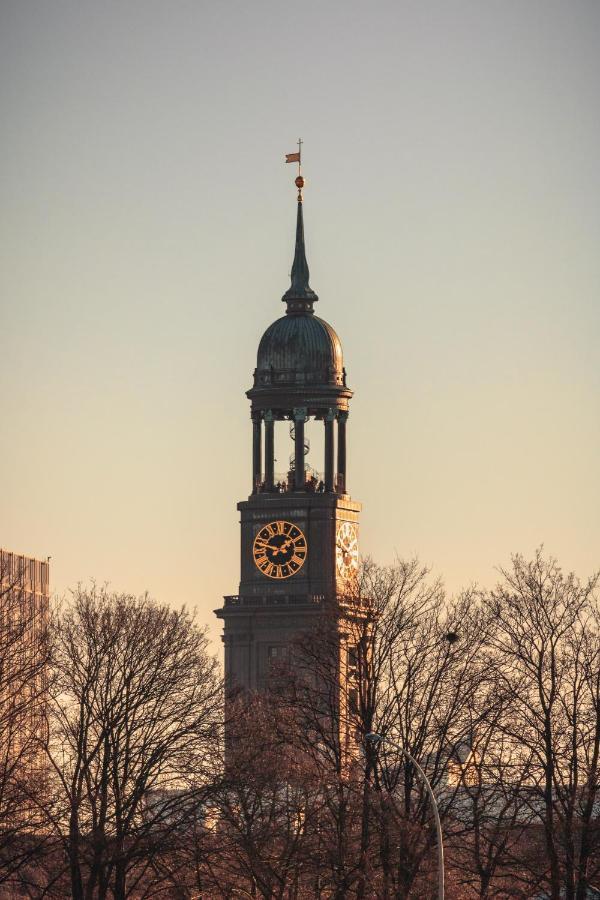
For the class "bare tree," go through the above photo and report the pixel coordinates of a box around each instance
[443,686,538,899]
[485,549,600,900]
[44,585,222,900]
[277,558,491,898]
[200,694,323,900]
[354,562,496,898]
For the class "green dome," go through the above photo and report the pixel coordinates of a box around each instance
[254,313,344,388]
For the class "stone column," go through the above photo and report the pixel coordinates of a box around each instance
[337,411,348,493]
[324,409,335,492]
[264,410,275,491]
[293,407,307,490]
[252,413,262,493]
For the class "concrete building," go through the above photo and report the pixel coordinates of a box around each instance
[0,549,50,782]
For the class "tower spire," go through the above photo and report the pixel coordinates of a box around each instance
[282,142,318,312]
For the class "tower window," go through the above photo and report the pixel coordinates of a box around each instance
[347,645,358,673]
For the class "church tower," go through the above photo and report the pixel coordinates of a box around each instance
[215,168,361,696]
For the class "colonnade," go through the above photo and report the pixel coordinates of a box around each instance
[252,409,348,493]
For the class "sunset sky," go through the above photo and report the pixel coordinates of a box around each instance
[2,0,599,648]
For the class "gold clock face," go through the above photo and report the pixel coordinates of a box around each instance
[336,521,359,579]
[253,521,307,579]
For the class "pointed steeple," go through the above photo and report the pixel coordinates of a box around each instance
[282,176,318,313]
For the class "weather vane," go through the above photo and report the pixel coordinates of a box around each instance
[285,138,304,201]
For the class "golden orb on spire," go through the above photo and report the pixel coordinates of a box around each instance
[295,174,305,201]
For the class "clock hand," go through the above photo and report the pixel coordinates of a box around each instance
[272,540,292,557]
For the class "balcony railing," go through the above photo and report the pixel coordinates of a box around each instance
[254,471,346,495]
[223,594,326,608]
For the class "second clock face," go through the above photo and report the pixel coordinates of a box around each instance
[336,521,359,580]
[253,520,307,579]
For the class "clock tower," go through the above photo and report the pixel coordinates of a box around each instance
[215,170,362,697]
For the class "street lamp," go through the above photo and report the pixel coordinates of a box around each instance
[365,732,445,900]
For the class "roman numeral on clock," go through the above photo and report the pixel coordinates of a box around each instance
[253,521,308,580]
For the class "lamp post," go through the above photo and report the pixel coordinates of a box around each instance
[365,732,445,900]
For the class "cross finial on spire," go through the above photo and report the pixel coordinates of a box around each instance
[285,138,304,200]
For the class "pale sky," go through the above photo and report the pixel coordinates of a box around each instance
[1,0,599,649]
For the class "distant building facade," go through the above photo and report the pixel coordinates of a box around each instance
[0,549,50,787]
